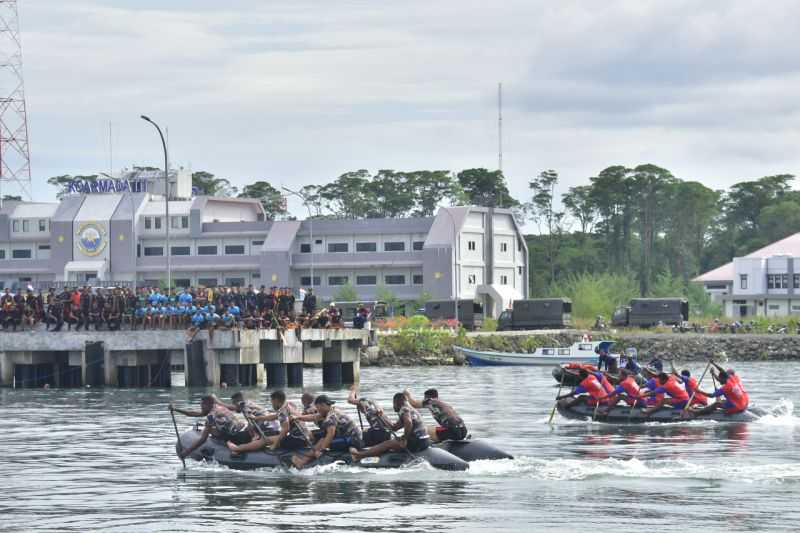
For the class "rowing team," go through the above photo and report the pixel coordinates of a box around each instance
[169,385,468,468]
[557,360,749,418]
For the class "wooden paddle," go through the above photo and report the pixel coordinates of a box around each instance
[548,370,567,425]
[683,359,713,413]
[169,406,186,468]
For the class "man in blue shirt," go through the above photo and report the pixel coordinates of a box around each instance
[178,288,193,305]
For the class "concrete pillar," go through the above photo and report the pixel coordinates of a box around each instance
[0,352,11,387]
[84,341,105,387]
[103,345,117,387]
[322,339,361,387]
[261,329,303,388]
[185,339,208,387]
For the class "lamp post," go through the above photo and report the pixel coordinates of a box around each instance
[282,186,314,292]
[441,208,459,326]
[140,115,171,292]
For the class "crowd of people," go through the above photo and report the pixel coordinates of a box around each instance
[0,284,365,333]
[170,384,468,469]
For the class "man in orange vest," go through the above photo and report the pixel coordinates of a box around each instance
[557,369,609,408]
[638,372,690,415]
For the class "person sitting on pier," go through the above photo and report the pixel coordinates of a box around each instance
[405,388,468,442]
[290,394,363,469]
[227,390,308,455]
[348,384,393,446]
[638,372,690,415]
[689,369,749,417]
[45,299,65,332]
[351,392,431,462]
[171,395,251,460]
[556,369,610,409]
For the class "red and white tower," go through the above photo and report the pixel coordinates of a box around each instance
[0,0,31,201]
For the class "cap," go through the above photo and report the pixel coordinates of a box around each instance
[314,394,336,406]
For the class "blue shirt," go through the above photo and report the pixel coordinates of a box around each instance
[148,293,161,305]
[191,313,205,325]
[178,292,193,304]
[229,305,240,316]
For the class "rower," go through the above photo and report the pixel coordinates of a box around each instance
[347,384,393,446]
[556,368,609,408]
[638,372,690,415]
[689,370,749,417]
[227,390,307,455]
[220,392,280,436]
[597,368,642,413]
[351,392,431,462]
[676,369,708,406]
[405,388,468,442]
[170,395,251,459]
[291,395,363,468]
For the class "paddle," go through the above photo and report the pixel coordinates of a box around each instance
[547,370,567,425]
[683,359,713,413]
[169,406,186,468]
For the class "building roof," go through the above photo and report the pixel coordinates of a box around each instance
[263,221,301,251]
[694,231,800,283]
[9,202,59,219]
[424,206,471,247]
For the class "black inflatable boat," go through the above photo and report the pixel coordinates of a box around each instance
[176,428,469,471]
[436,438,513,461]
[555,399,767,424]
[552,366,646,387]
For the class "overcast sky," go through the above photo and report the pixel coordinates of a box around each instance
[9,0,800,217]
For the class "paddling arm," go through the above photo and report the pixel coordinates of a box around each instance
[253,412,278,423]
[170,405,205,417]
[404,390,423,409]
[291,413,319,423]
[312,426,336,457]
[179,425,209,458]
[347,385,359,405]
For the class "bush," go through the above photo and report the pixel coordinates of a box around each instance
[480,318,498,332]
[544,273,639,320]
[407,314,431,328]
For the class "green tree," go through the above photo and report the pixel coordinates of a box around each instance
[319,170,374,219]
[758,197,800,244]
[528,169,566,285]
[376,285,401,314]
[369,170,416,218]
[456,168,520,208]
[589,166,634,273]
[562,185,596,236]
[408,170,457,216]
[238,180,287,220]
[1,195,22,201]
[47,174,99,200]
[192,171,238,197]
[333,283,359,302]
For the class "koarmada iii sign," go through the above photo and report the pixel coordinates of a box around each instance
[66,178,148,194]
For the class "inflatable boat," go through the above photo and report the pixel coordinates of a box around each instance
[176,428,469,471]
[551,366,646,387]
[555,399,767,424]
[435,438,513,461]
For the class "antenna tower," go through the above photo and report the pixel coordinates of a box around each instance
[497,82,503,173]
[0,0,31,201]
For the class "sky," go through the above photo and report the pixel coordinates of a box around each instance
[5,0,800,219]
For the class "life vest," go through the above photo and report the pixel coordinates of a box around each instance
[565,363,596,371]
[684,376,708,404]
[661,376,689,401]
[579,375,607,400]
[593,372,615,395]
[721,380,749,412]
[618,376,641,406]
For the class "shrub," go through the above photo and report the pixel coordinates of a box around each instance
[407,314,431,328]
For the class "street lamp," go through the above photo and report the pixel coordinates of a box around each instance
[140,115,171,293]
[282,186,314,292]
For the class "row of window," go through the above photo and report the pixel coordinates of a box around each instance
[140,244,251,257]
[139,276,258,288]
[301,241,425,254]
[299,274,423,287]
[11,219,48,233]
[143,216,190,230]
[739,273,800,290]
[0,244,50,260]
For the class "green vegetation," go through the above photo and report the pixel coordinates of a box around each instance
[333,283,358,303]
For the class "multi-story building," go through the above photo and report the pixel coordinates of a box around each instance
[694,232,800,317]
[0,171,528,317]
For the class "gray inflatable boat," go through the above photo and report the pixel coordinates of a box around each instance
[176,428,469,471]
[435,439,513,461]
[556,399,767,424]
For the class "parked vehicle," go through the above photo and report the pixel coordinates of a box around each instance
[424,299,484,330]
[611,298,689,328]
[496,298,572,331]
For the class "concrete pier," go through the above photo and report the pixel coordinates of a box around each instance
[1,328,368,388]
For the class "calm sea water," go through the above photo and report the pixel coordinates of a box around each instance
[1,362,799,532]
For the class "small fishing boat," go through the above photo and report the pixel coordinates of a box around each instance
[555,400,768,424]
[176,428,470,470]
[456,340,613,367]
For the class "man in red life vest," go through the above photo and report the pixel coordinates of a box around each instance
[596,368,642,413]
[677,369,708,406]
[690,370,749,417]
[639,372,690,415]
[556,369,609,408]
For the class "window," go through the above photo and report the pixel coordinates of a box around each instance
[384,242,405,252]
[300,276,321,286]
[328,243,348,253]
[328,276,349,286]
[12,249,31,259]
[767,274,789,289]
[468,240,476,251]
[413,241,424,251]
[197,245,217,255]
[22,220,30,232]
[144,246,164,257]
[500,242,508,253]
[144,217,152,230]
[385,275,405,285]
[174,278,191,288]
[38,219,47,232]
[198,278,218,287]
[171,246,191,256]
[252,272,261,279]
[740,274,748,290]
[226,278,245,287]
[252,240,264,246]
[300,243,311,253]
[12,220,19,232]
[356,275,377,286]
[518,266,523,275]
[171,216,189,229]
[500,275,508,285]
[315,239,323,245]
[768,304,780,310]
[467,274,476,285]
[356,242,377,252]
[38,244,50,251]
[225,245,245,255]
[794,274,800,289]
[0,250,4,259]
[154,217,162,230]
[413,274,423,285]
